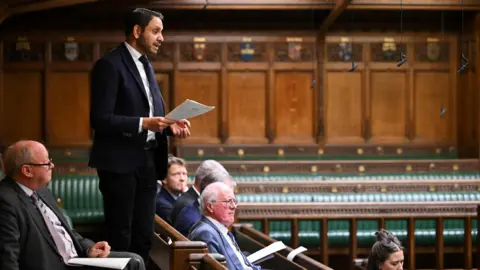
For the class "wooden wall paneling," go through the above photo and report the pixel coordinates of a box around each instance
[369,71,408,144]
[45,71,91,146]
[175,71,220,144]
[316,35,325,144]
[226,71,267,144]
[408,42,415,141]
[324,70,363,144]
[155,73,170,112]
[0,41,3,141]
[267,42,275,143]
[451,36,459,149]
[363,43,371,142]
[274,71,314,144]
[221,42,228,143]
[476,14,480,160]
[2,71,43,144]
[413,70,454,145]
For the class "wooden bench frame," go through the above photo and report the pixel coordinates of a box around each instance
[235,202,479,269]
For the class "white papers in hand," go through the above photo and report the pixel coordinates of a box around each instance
[67,258,131,269]
[286,246,307,261]
[165,99,215,121]
[247,241,286,264]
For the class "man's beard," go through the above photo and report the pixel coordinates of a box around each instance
[138,35,156,56]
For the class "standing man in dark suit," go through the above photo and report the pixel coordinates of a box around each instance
[0,140,145,270]
[89,8,191,264]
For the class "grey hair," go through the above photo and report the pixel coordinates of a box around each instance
[199,181,231,214]
[194,160,228,185]
[3,142,36,177]
[365,229,404,270]
[199,168,232,193]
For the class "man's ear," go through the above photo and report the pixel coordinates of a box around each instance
[21,166,33,178]
[133,25,143,39]
[206,202,214,214]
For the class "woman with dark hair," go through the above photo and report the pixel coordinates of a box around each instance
[366,229,404,270]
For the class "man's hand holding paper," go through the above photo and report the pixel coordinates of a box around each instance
[170,119,191,139]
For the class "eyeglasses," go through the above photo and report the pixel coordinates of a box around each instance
[24,158,53,169]
[212,198,238,207]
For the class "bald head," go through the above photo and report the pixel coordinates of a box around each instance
[3,140,53,189]
[200,181,236,226]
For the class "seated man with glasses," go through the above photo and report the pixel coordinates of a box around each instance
[0,140,145,270]
[188,182,262,270]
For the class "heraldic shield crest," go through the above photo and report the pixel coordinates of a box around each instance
[64,37,79,61]
[339,41,353,61]
[288,42,302,61]
[382,38,397,61]
[193,37,206,61]
[427,42,441,61]
[240,41,255,61]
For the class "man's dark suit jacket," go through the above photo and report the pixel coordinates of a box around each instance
[0,177,95,270]
[155,187,176,223]
[89,42,170,179]
[170,186,199,225]
[174,200,201,237]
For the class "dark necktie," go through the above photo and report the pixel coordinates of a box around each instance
[138,55,165,116]
[227,231,261,270]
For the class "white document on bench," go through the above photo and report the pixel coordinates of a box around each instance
[286,246,307,261]
[247,241,286,264]
[67,258,131,269]
[165,99,215,121]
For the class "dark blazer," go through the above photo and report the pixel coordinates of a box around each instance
[174,200,201,237]
[155,188,176,223]
[189,216,262,270]
[89,42,170,179]
[0,177,95,270]
[170,186,199,225]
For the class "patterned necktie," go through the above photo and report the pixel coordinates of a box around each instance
[31,192,78,263]
[138,55,164,116]
[227,231,261,270]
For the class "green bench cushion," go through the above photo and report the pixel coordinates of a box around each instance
[241,219,478,248]
[47,175,104,225]
[236,192,480,203]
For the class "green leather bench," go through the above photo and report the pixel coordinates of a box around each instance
[240,219,478,248]
[188,172,480,183]
[236,192,480,203]
[47,175,104,225]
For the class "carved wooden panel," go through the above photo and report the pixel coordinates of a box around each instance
[274,72,314,143]
[414,72,453,144]
[1,72,42,143]
[227,72,267,143]
[227,42,267,62]
[150,42,174,62]
[326,43,363,62]
[325,72,363,144]
[275,42,315,62]
[175,72,219,143]
[370,42,407,62]
[46,72,91,146]
[179,43,221,62]
[3,39,44,62]
[414,42,449,62]
[370,71,407,143]
[51,42,94,62]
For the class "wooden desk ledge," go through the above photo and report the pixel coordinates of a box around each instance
[189,253,228,270]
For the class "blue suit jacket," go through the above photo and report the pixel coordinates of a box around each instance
[188,216,261,270]
[174,200,201,237]
[155,188,176,223]
[89,42,171,179]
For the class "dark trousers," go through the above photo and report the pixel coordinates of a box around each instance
[72,251,146,270]
[97,149,157,267]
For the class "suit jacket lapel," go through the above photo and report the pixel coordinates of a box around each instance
[10,180,59,254]
[120,43,149,104]
[202,217,240,268]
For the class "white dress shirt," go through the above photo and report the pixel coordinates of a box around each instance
[206,216,253,270]
[124,41,155,142]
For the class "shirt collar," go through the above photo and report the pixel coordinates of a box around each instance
[124,41,143,62]
[16,182,34,197]
[192,186,200,197]
[206,216,229,236]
